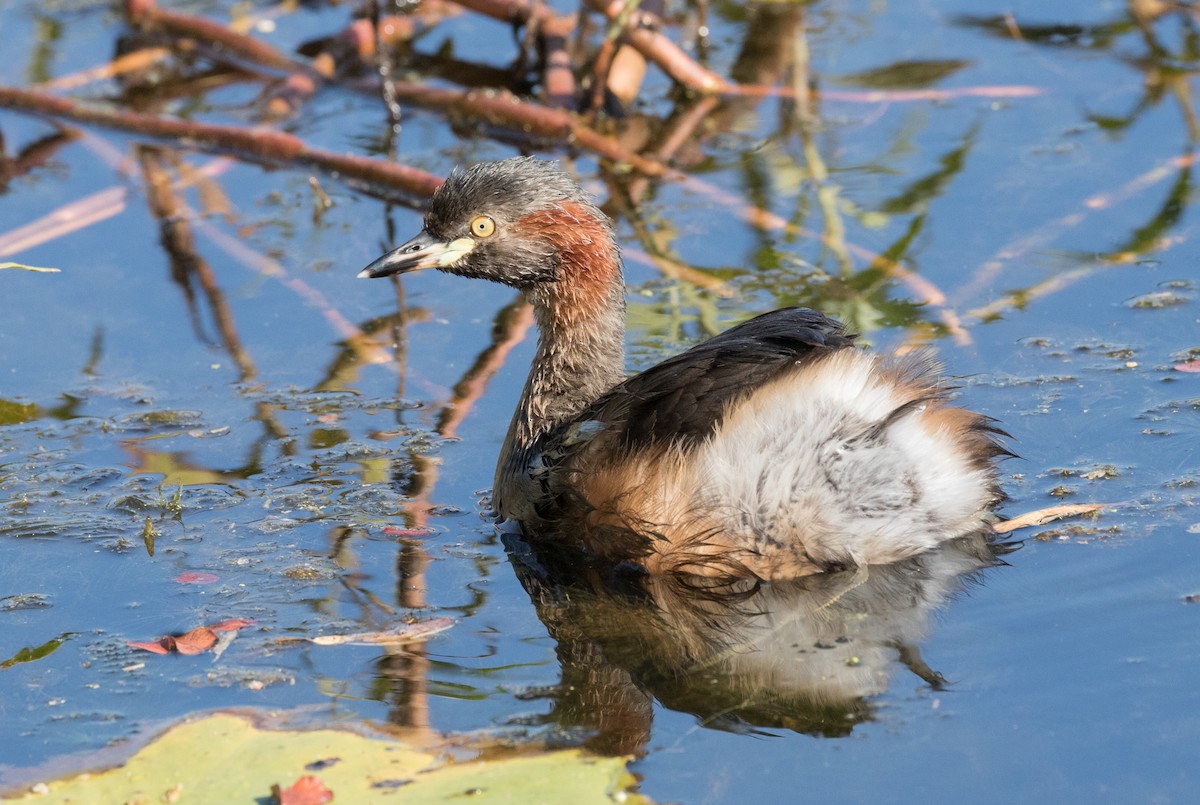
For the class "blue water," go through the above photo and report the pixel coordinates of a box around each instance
[2,0,1199,801]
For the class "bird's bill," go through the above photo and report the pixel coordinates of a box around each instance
[357,230,476,279]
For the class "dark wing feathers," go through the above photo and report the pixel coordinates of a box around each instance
[565,308,855,454]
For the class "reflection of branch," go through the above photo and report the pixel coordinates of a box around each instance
[138,147,258,381]
[610,190,733,295]
[957,151,1199,305]
[315,308,434,393]
[197,221,396,369]
[682,176,953,310]
[437,299,535,438]
[0,128,79,190]
[0,155,232,256]
[36,47,173,92]
[622,246,731,295]
[727,84,1043,103]
[624,95,721,204]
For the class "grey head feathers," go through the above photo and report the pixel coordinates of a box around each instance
[426,157,593,235]
[421,157,608,288]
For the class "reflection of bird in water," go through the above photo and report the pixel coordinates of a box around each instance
[508,531,1011,754]
[361,158,1010,580]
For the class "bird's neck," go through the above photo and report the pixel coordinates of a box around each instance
[501,222,627,463]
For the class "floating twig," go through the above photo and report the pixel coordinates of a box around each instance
[0,262,62,273]
[992,503,1110,534]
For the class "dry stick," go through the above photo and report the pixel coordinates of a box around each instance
[265,3,452,122]
[450,0,558,27]
[11,11,677,180]
[517,0,547,77]
[605,41,648,106]
[470,0,1039,102]
[379,82,674,176]
[120,0,442,118]
[992,503,1109,534]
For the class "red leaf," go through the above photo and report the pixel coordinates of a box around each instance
[128,618,253,656]
[1174,360,1200,373]
[172,627,218,655]
[175,572,219,584]
[209,618,254,633]
[382,527,432,538]
[273,775,334,805]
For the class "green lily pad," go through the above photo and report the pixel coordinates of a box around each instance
[0,399,39,426]
[3,712,651,804]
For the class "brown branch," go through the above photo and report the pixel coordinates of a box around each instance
[124,0,324,78]
[0,85,444,198]
[452,0,725,93]
[584,0,727,93]
[542,16,578,109]
[4,8,676,180]
[450,0,558,27]
[605,44,648,106]
[435,86,673,175]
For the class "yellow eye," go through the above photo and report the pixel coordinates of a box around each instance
[470,215,496,238]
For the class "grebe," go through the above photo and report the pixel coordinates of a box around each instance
[360,157,1008,579]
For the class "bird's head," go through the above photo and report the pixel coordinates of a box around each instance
[358,157,619,292]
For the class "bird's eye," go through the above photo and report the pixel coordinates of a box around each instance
[470,215,496,238]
